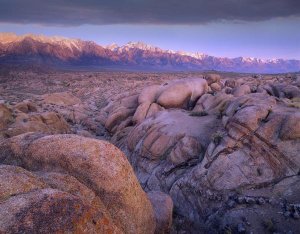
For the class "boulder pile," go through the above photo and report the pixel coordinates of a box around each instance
[1,72,299,233]
[99,74,300,233]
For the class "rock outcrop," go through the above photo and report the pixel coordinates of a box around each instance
[0,103,13,130]
[0,101,70,140]
[41,92,90,124]
[1,69,299,233]
[99,78,209,149]
[0,91,107,141]
[0,133,156,234]
[148,191,173,234]
[99,75,300,233]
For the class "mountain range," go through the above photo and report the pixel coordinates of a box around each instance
[0,32,299,73]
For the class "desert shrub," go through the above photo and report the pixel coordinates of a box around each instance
[223,225,232,234]
[62,81,70,87]
[211,131,225,145]
[262,219,276,232]
[252,74,262,79]
[189,111,208,117]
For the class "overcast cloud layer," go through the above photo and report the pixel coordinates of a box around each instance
[0,0,300,25]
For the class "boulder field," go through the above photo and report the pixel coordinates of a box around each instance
[99,75,300,233]
[0,94,173,233]
[0,73,299,233]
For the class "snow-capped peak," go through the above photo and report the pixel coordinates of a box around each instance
[0,32,82,51]
[105,43,119,51]
[104,41,209,59]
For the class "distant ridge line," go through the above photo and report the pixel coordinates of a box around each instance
[0,32,299,73]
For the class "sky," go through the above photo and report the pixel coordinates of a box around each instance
[0,0,299,59]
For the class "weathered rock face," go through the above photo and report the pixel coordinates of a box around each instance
[0,101,71,140]
[0,103,12,130]
[99,92,139,134]
[156,78,208,109]
[100,75,300,233]
[0,91,105,140]
[6,111,70,138]
[100,78,208,136]
[41,92,91,125]
[225,79,237,88]
[0,134,156,234]
[14,100,38,113]
[203,74,221,86]
[127,110,222,191]
[148,191,173,234]
[0,165,122,234]
[232,84,251,97]
[174,92,299,231]
[193,92,233,115]
[42,92,82,106]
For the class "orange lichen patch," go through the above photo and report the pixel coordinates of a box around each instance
[0,188,120,233]
[0,165,46,202]
[73,207,122,234]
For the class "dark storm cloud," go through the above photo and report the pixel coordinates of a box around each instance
[0,0,299,25]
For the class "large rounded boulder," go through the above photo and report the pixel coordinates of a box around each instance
[0,133,156,234]
[156,78,208,109]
